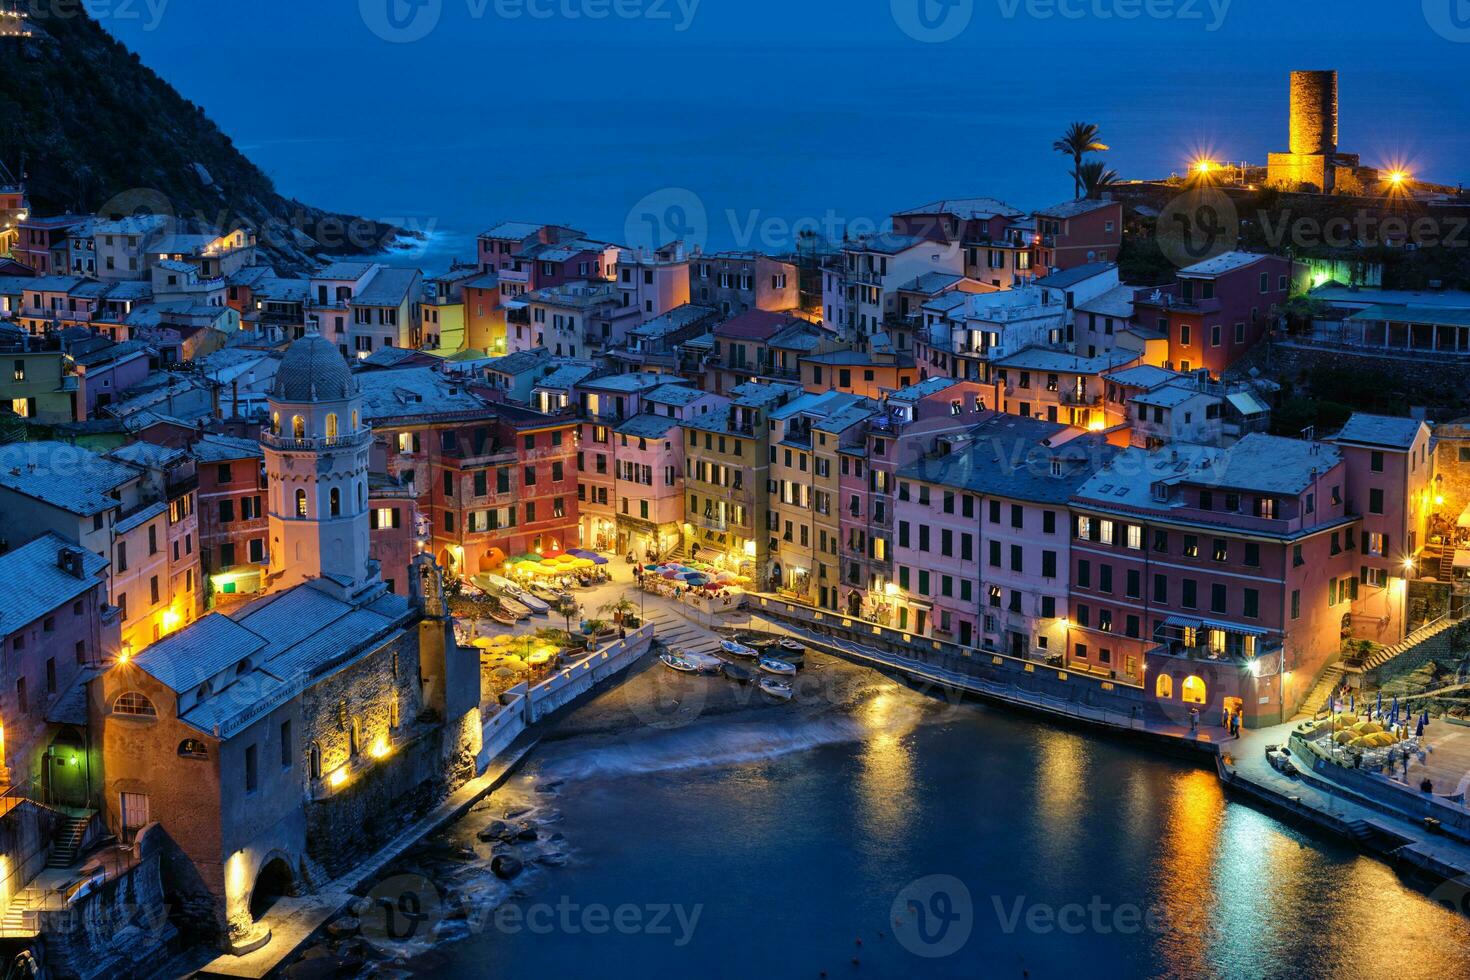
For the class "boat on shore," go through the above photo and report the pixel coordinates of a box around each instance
[499,597,532,620]
[758,657,797,676]
[721,662,755,684]
[488,609,518,627]
[759,677,793,700]
[721,639,758,659]
[779,637,805,654]
[660,653,698,673]
[682,650,724,674]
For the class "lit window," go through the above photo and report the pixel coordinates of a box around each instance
[113,692,157,717]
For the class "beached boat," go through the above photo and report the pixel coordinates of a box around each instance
[530,583,572,604]
[660,653,698,673]
[759,677,793,700]
[683,651,724,674]
[779,637,805,654]
[720,639,758,658]
[498,596,532,620]
[721,662,755,684]
[488,609,518,627]
[758,657,797,676]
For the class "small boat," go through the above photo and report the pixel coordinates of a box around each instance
[499,597,532,620]
[759,677,793,700]
[683,651,724,674]
[778,637,805,654]
[758,658,797,677]
[721,640,758,659]
[502,584,549,615]
[660,653,698,673]
[722,662,755,684]
[488,609,517,627]
[531,583,572,604]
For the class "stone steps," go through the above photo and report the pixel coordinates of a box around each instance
[1364,617,1457,671]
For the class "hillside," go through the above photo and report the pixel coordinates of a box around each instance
[0,9,406,273]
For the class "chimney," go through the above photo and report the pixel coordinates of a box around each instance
[57,545,84,579]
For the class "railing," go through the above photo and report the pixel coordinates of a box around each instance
[1061,390,1102,407]
[261,430,372,452]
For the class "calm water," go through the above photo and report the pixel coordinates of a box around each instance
[363,658,1470,979]
[106,7,1470,276]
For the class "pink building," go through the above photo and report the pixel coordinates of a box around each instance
[1330,413,1434,645]
[1033,199,1123,271]
[838,378,990,625]
[612,413,686,560]
[1069,435,1362,726]
[893,415,1113,652]
[0,534,119,806]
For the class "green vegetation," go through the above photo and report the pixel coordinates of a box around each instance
[0,11,401,272]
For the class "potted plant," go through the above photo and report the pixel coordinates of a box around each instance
[583,618,610,649]
[601,596,638,636]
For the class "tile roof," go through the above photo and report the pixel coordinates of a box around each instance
[1333,413,1426,450]
[1104,364,1188,389]
[629,304,716,338]
[1077,284,1139,318]
[888,377,961,402]
[714,309,801,342]
[644,384,706,406]
[0,441,138,515]
[895,197,1024,220]
[192,434,263,463]
[1033,198,1119,219]
[1033,262,1116,289]
[107,441,186,470]
[485,348,551,376]
[480,221,551,240]
[578,372,666,394]
[899,415,1114,503]
[132,613,269,692]
[1131,384,1209,409]
[314,261,375,281]
[0,533,108,634]
[358,368,491,422]
[615,413,680,439]
[1179,251,1270,277]
[352,267,420,308]
[993,346,1138,373]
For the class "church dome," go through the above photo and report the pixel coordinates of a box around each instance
[272,332,357,402]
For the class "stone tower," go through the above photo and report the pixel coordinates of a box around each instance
[1267,69,1341,193]
[264,331,374,592]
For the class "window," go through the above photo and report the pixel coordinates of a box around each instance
[281,720,292,767]
[113,692,157,717]
[1370,451,1384,473]
[1369,488,1384,515]
[178,739,208,759]
[1183,535,1199,558]
[1244,589,1259,618]
[295,489,308,518]
[245,744,258,793]
[330,487,341,517]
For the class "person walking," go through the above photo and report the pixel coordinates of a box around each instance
[1189,707,1199,735]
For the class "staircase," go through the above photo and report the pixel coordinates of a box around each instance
[1438,546,1455,583]
[46,813,90,868]
[1362,616,1458,672]
[1297,663,1349,719]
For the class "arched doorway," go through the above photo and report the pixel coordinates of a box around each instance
[249,857,296,921]
[1181,675,1207,705]
[44,727,88,808]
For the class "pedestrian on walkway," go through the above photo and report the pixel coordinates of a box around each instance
[1221,705,1230,729]
[1189,707,1199,735]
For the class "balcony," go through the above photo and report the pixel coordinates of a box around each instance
[261,430,372,452]
[695,513,731,532]
[1061,390,1102,407]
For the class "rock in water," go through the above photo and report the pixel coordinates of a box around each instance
[325,916,360,939]
[491,855,524,880]
[477,820,510,842]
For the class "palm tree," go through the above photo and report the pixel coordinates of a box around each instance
[1053,122,1109,199]
[555,598,579,637]
[601,596,637,626]
[1074,160,1120,200]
